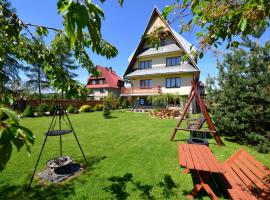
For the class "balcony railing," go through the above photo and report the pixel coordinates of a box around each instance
[121,86,161,95]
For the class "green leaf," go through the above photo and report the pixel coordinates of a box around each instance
[162,4,175,19]
[1,107,19,124]
[199,51,204,59]
[240,18,247,32]
[35,27,49,36]
[118,0,124,6]
[0,132,12,171]
[195,32,203,37]
[63,12,76,49]
[57,0,72,14]
[232,41,239,48]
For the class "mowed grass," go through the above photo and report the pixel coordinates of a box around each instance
[0,110,269,200]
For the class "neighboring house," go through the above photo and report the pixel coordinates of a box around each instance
[86,66,124,100]
[121,7,200,108]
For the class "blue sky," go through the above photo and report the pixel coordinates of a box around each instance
[11,0,270,84]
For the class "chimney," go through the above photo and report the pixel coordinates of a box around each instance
[109,67,113,73]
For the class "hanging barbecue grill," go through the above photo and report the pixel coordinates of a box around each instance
[28,105,88,187]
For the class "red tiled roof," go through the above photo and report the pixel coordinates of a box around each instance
[86,65,124,89]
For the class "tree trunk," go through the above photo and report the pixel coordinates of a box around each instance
[38,66,41,103]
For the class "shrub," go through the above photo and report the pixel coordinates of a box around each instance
[256,142,269,153]
[67,105,75,113]
[79,105,93,112]
[36,103,49,115]
[94,104,103,111]
[49,104,57,116]
[246,132,265,146]
[22,105,34,117]
[121,99,128,108]
[103,98,111,118]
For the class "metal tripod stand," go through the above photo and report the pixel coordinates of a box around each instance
[28,105,88,188]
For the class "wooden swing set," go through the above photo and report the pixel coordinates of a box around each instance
[170,78,224,146]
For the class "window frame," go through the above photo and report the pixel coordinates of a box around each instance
[139,60,152,69]
[140,79,152,89]
[166,56,181,67]
[165,77,181,88]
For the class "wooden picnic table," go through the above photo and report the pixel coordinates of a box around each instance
[178,144,225,200]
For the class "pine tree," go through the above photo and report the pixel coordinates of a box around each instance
[206,38,270,151]
[51,35,79,100]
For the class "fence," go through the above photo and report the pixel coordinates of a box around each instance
[25,99,103,109]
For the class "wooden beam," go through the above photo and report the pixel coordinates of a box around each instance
[170,79,224,146]
[170,80,196,141]
[175,128,217,134]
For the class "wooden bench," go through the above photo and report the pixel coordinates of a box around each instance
[221,149,270,200]
[186,116,205,130]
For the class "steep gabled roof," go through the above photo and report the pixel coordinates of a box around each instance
[86,65,123,89]
[124,7,199,76]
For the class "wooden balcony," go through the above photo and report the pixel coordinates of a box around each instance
[121,86,161,96]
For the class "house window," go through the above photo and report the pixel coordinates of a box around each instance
[99,79,104,84]
[166,77,181,88]
[160,38,166,46]
[139,60,152,69]
[140,79,152,89]
[166,57,181,66]
[139,98,145,105]
[100,89,106,93]
[92,80,96,85]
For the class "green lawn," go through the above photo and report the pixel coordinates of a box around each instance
[0,110,269,200]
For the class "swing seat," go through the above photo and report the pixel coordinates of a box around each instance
[187,137,209,146]
[186,116,205,130]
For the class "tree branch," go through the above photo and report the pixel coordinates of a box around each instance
[24,23,62,32]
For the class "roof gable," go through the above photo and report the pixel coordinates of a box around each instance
[124,7,199,76]
[86,66,123,89]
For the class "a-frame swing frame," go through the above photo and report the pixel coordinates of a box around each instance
[170,79,224,146]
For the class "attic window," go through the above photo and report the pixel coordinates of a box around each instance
[160,38,166,46]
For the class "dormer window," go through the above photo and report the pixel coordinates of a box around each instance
[160,38,166,46]
[92,80,96,85]
[166,56,181,66]
[139,60,152,69]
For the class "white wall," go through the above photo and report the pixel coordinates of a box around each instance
[92,88,121,100]
[131,73,193,95]
[134,51,184,69]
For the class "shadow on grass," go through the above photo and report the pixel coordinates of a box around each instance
[158,174,177,198]
[0,183,75,200]
[224,136,244,145]
[103,173,133,200]
[0,155,108,200]
[133,181,154,200]
[77,155,107,169]
[104,116,118,119]
[104,173,178,200]
[182,172,227,200]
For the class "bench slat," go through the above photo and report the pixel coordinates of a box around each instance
[231,163,256,191]
[184,144,195,170]
[193,145,209,171]
[198,145,221,173]
[241,151,270,177]
[222,149,270,200]
[238,154,268,184]
[189,144,204,171]
[234,159,266,190]
[224,164,251,192]
[228,189,257,200]
[179,145,187,167]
